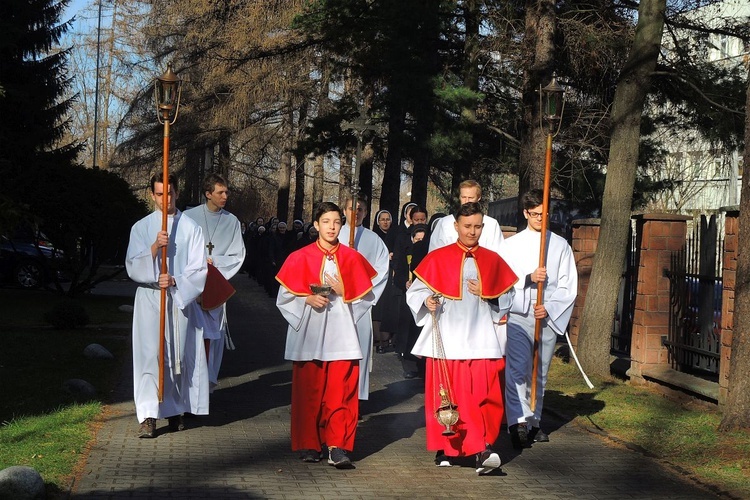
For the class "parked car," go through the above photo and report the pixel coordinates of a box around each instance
[0,230,66,288]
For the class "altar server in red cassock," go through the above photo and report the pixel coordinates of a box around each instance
[275,202,377,469]
[406,202,517,475]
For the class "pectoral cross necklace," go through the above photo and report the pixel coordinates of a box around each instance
[203,205,222,256]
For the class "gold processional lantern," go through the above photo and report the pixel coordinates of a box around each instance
[155,63,182,124]
[540,74,565,133]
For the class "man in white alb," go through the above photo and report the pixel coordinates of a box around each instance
[126,174,208,437]
[498,189,577,449]
[428,179,504,254]
[339,193,390,400]
[184,173,246,392]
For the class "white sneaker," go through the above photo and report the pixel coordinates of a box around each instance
[434,451,452,467]
[476,449,501,475]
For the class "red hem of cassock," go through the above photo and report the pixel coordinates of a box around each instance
[290,360,359,452]
[424,358,505,457]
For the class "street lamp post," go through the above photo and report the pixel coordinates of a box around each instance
[530,75,564,413]
[154,63,182,402]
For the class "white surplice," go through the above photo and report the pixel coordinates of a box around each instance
[126,210,208,422]
[339,224,390,400]
[184,205,246,388]
[428,214,504,254]
[498,229,578,428]
[276,257,375,362]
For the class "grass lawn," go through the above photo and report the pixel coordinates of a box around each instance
[0,287,131,497]
[546,356,750,498]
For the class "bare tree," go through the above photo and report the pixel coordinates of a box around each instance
[577,0,667,376]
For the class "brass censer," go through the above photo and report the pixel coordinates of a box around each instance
[435,386,459,436]
[430,292,460,436]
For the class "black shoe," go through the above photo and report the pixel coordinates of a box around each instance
[327,447,355,469]
[376,345,385,354]
[528,426,549,442]
[434,450,451,467]
[403,371,417,379]
[475,448,501,475]
[167,415,184,432]
[300,449,321,463]
[138,417,156,438]
[509,423,529,450]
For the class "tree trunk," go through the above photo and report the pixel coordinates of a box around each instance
[308,69,331,215]
[293,102,309,221]
[411,0,439,210]
[339,149,353,205]
[293,152,306,221]
[277,149,292,222]
[517,0,556,224]
[517,0,556,228]
[381,103,406,217]
[100,0,118,170]
[276,107,294,222]
[359,141,375,228]
[577,0,666,377]
[184,147,202,206]
[452,0,480,190]
[719,78,750,431]
[412,118,430,208]
[312,153,324,212]
[218,132,230,180]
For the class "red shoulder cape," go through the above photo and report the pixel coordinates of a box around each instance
[413,242,517,300]
[276,240,377,303]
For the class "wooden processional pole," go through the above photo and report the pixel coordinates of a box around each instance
[529,131,553,413]
[157,117,170,403]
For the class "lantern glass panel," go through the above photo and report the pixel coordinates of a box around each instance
[545,94,560,118]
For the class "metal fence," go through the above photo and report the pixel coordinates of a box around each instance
[663,214,723,378]
[611,221,638,356]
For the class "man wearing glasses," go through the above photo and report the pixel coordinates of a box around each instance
[498,189,578,450]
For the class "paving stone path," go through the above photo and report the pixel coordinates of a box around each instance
[72,276,724,499]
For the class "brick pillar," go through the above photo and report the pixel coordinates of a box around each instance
[569,218,601,347]
[719,210,739,407]
[629,213,691,379]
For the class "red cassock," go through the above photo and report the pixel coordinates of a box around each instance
[413,241,518,457]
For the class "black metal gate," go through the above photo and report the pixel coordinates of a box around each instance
[664,215,722,378]
[611,221,637,356]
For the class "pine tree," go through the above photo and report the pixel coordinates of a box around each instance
[0,0,81,184]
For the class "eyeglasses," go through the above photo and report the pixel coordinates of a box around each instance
[526,211,545,219]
